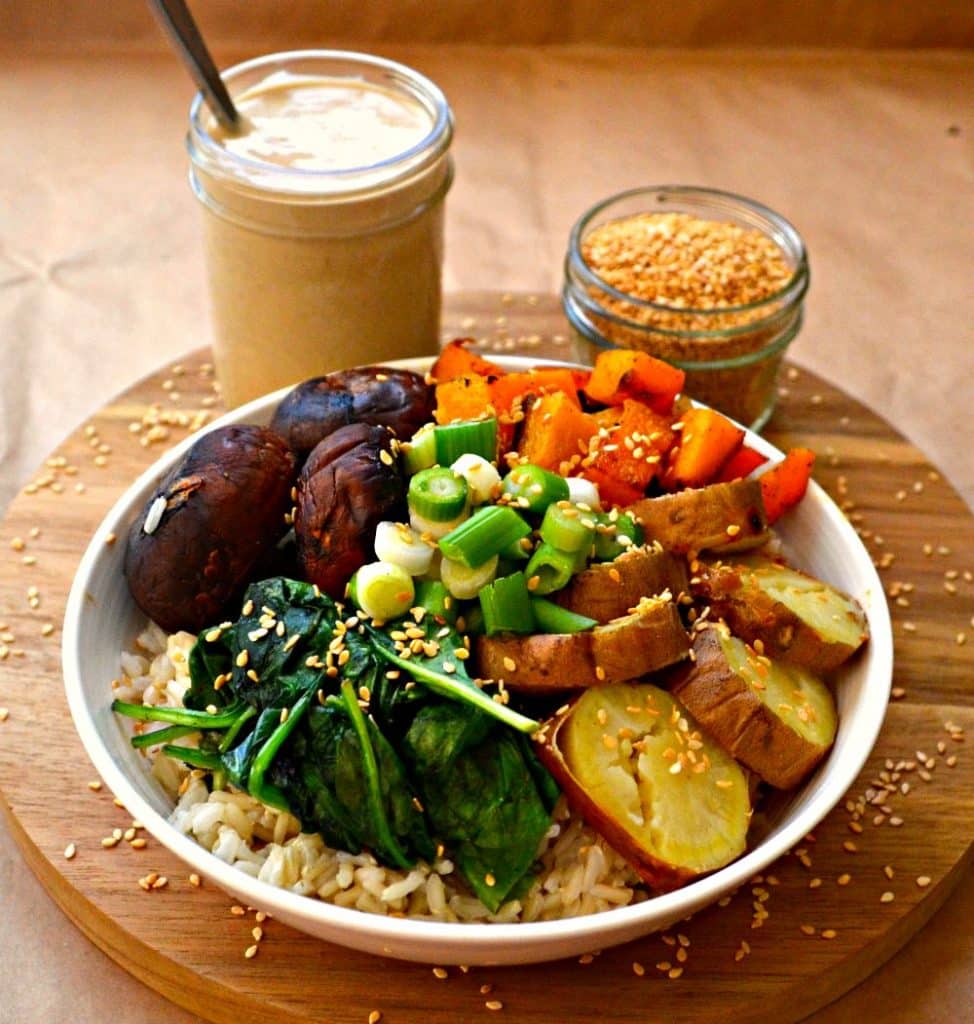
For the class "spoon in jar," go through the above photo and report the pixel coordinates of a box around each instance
[147,0,246,133]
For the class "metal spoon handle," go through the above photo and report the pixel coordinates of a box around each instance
[147,0,242,132]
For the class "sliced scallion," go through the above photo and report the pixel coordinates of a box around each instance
[440,553,499,600]
[450,452,501,505]
[540,502,598,554]
[349,562,416,622]
[566,476,602,510]
[408,467,469,522]
[374,520,435,576]
[531,597,597,634]
[501,464,570,514]
[438,505,531,568]
[401,423,437,476]
[480,572,536,636]
[434,417,498,465]
[524,542,578,596]
[592,512,644,561]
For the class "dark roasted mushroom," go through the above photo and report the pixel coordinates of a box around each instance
[124,425,296,633]
[294,423,405,597]
[270,367,434,459]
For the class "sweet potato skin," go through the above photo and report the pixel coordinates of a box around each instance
[670,627,833,789]
[691,560,869,672]
[555,545,690,623]
[474,599,689,691]
[627,478,769,556]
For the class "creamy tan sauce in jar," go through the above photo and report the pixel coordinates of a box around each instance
[189,53,453,407]
[212,73,432,172]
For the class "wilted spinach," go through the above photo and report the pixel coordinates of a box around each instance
[114,575,558,910]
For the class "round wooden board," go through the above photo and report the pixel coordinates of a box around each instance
[0,292,972,1024]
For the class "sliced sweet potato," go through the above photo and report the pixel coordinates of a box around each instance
[555,543,690,623]
[627,478,770,556]
[669,407,745,489]
[670,625,837,789]
[536,681,751,890]
[490,368,581,419]
[474,596,689,691]
[584,350,685,414]
[431,339,503,381]
[517,391,597,474]
[691,558,869,672]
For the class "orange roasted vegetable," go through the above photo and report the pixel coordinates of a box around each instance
[669,407,745,488]
[517,391,598,473]
[489,368,581,421]
[715,445,769,483]
[434,375,494,425]
[584,350,685,414]
[431,339,503,382]
[583,400,676,497]
[759,447,815,523]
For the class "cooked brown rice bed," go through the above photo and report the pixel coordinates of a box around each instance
[115,625,646,923]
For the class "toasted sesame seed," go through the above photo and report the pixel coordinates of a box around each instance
[432,967,448,979]
[368,1013,382,1024]
[231,905,246,916]
[64,843,77,860]
[485,1000,503,1011]
[821,929,837,940]
[916,875,932,888]
[800,924,816,936]
[244,944,259,959]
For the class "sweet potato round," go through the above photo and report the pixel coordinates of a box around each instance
[270,367,434,459]
[294,423,406,598]
[555,544,690,623]
[124,425,296,633]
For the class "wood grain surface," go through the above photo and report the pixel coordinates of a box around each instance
[0,293,972,1024]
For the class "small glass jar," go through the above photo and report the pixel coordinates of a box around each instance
[187,50,454,408]
[562,186,809,431]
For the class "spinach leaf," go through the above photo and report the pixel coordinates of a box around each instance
[401,700,492,776]
[270,695,434,867]
[416,728,553,912]
[365,617,539,734]
[185,629,233,710]
[229,578,341,709]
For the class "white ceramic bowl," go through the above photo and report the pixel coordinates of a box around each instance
[63,357,892,966]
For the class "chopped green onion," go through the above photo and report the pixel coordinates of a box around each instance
[540,502,598,554]
[524,542,578,596]
[480,572,536,636]
[500,535,534,561]
[408,467,469,522]
[374,520,435,576]
[349,562,415,622]
[531,598,598,634]
[440,554,499,600]
[401,423,437,475]
[501,463,570,514]
[450,452,501,505]
[434,418,498,464]
[438,505,532,568]
[414,579,457,624]
[566,476,602,510]
[410,508,467,541]
[593,512,644,561]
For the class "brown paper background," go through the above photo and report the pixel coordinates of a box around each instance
[1,6,973,1022]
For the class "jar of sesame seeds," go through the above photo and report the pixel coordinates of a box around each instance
[562,186,809,431]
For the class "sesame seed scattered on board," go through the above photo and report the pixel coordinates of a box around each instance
[432,967,448,979]
[916,876,932,888]
[244,944,259,959]
[485,1000,504,1011]
[880,891,895,903]
[63,843,76,860]
[368,1012,382,1024]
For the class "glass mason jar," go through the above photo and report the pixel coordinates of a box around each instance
[187,51,454,408]
[562,186,809,432]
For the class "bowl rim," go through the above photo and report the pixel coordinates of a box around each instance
[62,355,893,956]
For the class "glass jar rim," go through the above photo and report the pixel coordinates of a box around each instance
[567,185,810,318]
[187,49,454,193]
